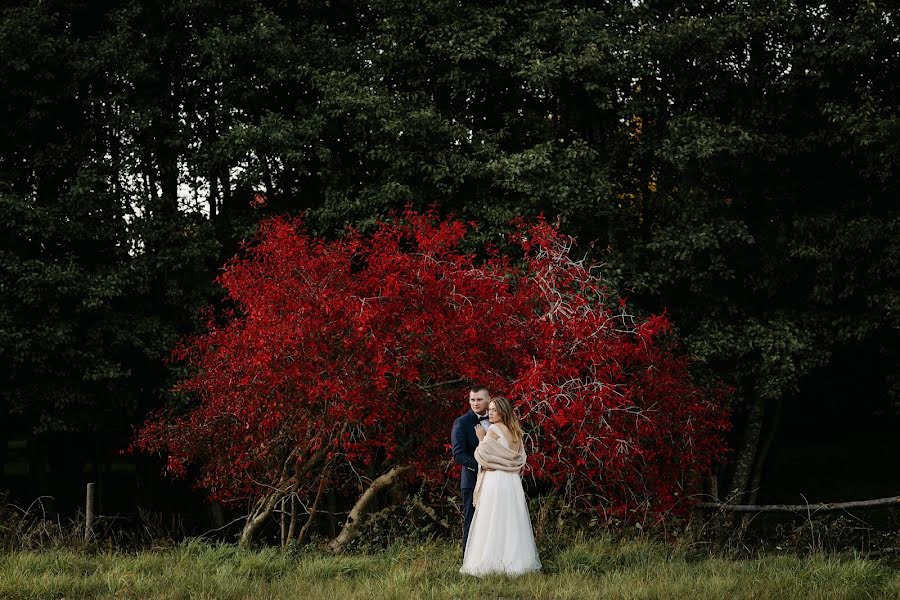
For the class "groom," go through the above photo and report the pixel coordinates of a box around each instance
[451,385,491,551]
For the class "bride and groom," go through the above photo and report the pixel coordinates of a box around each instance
[451,386,541,576]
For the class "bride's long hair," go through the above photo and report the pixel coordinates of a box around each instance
[490,396,524,444]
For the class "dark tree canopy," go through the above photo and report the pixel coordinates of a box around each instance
[1,0,898,516]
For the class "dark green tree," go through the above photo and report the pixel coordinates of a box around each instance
[2,0,897,522]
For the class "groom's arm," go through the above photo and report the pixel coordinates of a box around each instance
[451,419,478,473]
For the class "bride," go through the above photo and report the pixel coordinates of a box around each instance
[460,396,541,577]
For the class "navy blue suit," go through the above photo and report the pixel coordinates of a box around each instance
[451,409,484,550]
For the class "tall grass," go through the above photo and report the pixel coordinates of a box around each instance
[2,536,898,599]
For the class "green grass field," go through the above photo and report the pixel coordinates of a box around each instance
[1,536,897,599]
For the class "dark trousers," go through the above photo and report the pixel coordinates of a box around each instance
[461,487,475,551]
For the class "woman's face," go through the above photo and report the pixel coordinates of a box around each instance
[488,401,501,424]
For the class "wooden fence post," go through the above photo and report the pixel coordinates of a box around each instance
[85,482,95,543]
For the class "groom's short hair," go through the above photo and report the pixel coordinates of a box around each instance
[470,385,490,395]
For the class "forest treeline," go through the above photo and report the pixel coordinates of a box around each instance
[1,0,898,524]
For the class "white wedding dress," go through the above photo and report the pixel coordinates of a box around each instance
[460,424,541,577]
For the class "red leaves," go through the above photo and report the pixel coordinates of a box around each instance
[135,209,729,520]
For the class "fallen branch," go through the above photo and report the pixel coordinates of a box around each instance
[328,464,411,553]
[865,547,900,558]
[412,497,451,531]
[698,496,900,513]
[296,464,331,546]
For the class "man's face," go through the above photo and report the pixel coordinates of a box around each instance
[469,389,490,415]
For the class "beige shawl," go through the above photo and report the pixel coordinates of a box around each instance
[473,435,526,506]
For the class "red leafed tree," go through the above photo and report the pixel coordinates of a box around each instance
[507,222,730,522]
[134,210,728,549]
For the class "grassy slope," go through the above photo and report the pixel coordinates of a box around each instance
[1,537,898,600]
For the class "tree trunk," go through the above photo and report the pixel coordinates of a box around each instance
[28,434,52,513]
[221,169,232,216]
[109,121,124,219]
[239,489,283,549]
[738,394,782,531]
[208,171,218,221]
[746,396,782,506]
[326,488,338,538]
[728,384,765,504]
[260,152,275,200]
[0,404,8,487]
[94,435,106,515]
[209,501,225,531]
[237,447,326,548]
[285,495,297,547]
[157,150,179,215]
[279,497,287,548]
[297,465,330,546]
[143,152,160,209]
[327,465,411,554]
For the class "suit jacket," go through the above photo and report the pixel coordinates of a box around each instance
[451,409,483,490]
